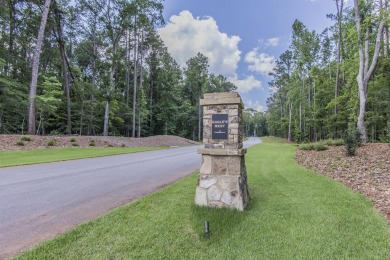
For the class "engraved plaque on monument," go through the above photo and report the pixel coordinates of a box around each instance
[211,114,228,140]
[195,92,250,211]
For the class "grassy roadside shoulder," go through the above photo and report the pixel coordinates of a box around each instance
[0,147,167,168]
[16,138,390,259]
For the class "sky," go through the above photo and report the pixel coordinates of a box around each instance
[157,0,352,112]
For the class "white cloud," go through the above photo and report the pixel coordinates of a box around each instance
[228,75,263,93]
[245,48,276,76]
[246,100,265,112]
[158,10,241,78]
[265,37,280,47]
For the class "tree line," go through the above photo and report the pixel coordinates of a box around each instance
[0,0,237,140]
[266,0,389,143]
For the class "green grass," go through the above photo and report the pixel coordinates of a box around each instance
[0,147,167,168]
[16,139,390,259]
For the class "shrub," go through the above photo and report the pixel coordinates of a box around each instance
[16,141,24,146]
[71,142,79,147]
[121,144,126,147]
[298,144,315,150]
[386,122,390,145]
[344,123,359,156]
[108,144,114,147]
[47,139,56,146]
[324,139,344,146]
[50,130,60,136]
[70,138,77,143]
[333,139,345,146]
[314,143,328,151]
[89,140,96,146]
[20,136,32,142]
[298,142,328,151]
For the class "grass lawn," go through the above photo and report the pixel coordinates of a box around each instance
[16,137,390,259]
[0,147,166,168]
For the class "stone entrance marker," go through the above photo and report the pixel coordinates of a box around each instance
[195,92,249,211]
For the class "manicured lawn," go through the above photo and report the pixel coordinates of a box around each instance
[16,139,390,259]
[0,147,166,168]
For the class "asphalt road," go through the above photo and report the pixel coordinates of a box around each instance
[0,137,261,258]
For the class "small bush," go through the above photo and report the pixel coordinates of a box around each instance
[108,144,114,147]
[298,142,328,151]
[385,122,390,145]
[314,143,328,151]
[89,140,96,146]
[71,142,79,147]
[16,141,25,146]
[70,138,77,143]
[121,144,126,147]
[344,123,359,156]
[50,130,60,136]
[20,136,32,142]
[324,139,344,146]
[47,139,56,146]
[298,144,315,150]
[333,139,345,146]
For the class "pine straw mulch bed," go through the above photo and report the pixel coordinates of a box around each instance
[0,135,200,151]
[296,143,390,224]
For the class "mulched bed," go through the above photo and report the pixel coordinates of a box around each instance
[0,135,199,151]
[296,143,390,224]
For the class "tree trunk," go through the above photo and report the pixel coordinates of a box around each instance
[354,0,386,143]
[288,101,292,143]
[28,0,51,135]
[5,0,16,76]
[335,0,343,115]
[88,15,98,136]
[53,1,72,134]
[103,100,109,136]
[125,29,131,137]
[132,15,138,138]
[137,31,144,139]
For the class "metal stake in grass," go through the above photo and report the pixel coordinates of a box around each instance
[204,220,210,239]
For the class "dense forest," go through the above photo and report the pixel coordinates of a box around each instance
[0,0,239,140]
[267,0,389,143]
[0,0,388,143]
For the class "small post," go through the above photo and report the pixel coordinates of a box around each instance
[204,220,210,239]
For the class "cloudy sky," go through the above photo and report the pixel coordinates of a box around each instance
[158,0,351,112]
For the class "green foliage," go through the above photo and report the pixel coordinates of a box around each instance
[266,7,389,143]
[89,140,96,146]
[324,139,344,146]
[71,142,79,147]
[385,122,390,145]
[20,136,32,142]
[344,123,360,156]
[47,139,56,146]
[298,142,328,151]
[70,138,76,143]
[16,141,25,146]
[50,130,60,136]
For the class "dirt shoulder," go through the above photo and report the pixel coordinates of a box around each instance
[296,143,390,224]
[0,135,200,151]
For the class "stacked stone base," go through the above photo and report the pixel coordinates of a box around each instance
[195,151,249,211]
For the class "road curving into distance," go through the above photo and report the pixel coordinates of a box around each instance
[0,137,261,258]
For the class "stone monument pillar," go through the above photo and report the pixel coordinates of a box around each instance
[195,92,249,211]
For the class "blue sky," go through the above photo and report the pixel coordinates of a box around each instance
[158,0,351,112]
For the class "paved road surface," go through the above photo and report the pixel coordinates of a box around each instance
[0,137,261,258]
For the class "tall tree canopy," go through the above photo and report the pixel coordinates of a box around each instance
[0,0,238,140]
